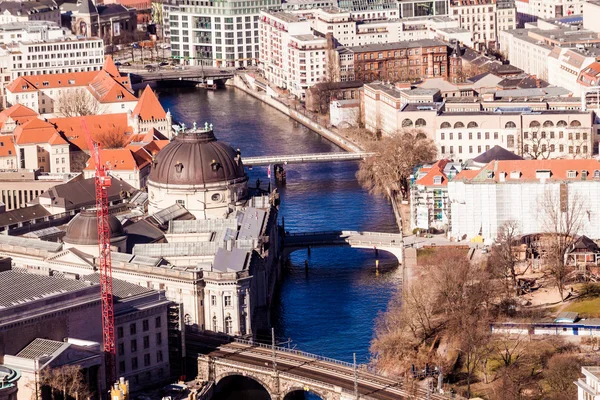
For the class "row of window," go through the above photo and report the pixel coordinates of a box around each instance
[440,144,589,155]
[117,316,162,338]
[118,333,162,355]
[117,351,164,373]
[440,131,499,140]
[355,46,447,60]
[523,131,588,140]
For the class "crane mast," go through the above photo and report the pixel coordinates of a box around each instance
[80,118,116,386]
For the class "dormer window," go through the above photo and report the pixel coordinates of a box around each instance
[433,175,442,185]
[486,171,494,179]
[211,160,221,172]
[68,79,75,84]
[499,172,506,182]
[174,162,183,173]
[510,171,521,179]
[21,85,27,90]
[117,94,124,99]
[594,170,600,179]
[536,169,551,180]
[42,81,49,86]
[582,170,589,180]
[567,170,577,179]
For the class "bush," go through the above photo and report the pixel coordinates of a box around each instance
[580,283,600,298]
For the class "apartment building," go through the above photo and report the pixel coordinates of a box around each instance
[448,159,600,242]
[525,0,585,20]
[449,0,516,51]
[410,159,463,231]
[0,21,65,44]
[0,0,60,25]
[164,0,281,67]
[348,39,452,83]
[576,366,600,400]
[364,81,594,160]
[547,47,600,97]
[398,0,449,18]
[259,11,328,98]
[498,29,552,81]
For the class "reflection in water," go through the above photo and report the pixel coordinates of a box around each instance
[158,87,400,397]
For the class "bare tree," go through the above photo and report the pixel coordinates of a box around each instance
[456,313,493,397]
[541,188,587,300]
[489,220,522,296]
[39,365,91,400]
[543,354,581,400]
[96,126,129,149]
[357,129,437,200]
[56,89,102,117]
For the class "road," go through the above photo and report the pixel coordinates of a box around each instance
[209,342,452,400]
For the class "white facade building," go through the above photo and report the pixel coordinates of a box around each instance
[526,0,585,20]
[259,11,328,98]
[0,0,60,25]
[547,47,600,97]
[163,0,281,68]
[498,28,552,80]
[448,159,600,242]
[449,0,516,51]
[576,366,600,400]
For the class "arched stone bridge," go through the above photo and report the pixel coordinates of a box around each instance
[281,231,404,262]
[198,340,450,399]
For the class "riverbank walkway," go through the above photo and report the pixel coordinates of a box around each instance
[199,339,455,400]
[243,152,374,166]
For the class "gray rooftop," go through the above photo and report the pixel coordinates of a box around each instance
[238,208,266,240]
[0,235,63,253]
[347,39,448,52]
[213,247,249,273]
[81,273,154,299]
[0,269,90,308]
[168,219,238,234]
[16,338,68,360]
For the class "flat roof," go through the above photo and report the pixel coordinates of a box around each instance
[348,38,448,52]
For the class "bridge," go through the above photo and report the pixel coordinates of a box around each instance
[282,231,403,261]
[198,339,452,400]
[243,152,375,167]
[130,68,234,84]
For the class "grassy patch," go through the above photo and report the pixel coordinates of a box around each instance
[560,297,600,318]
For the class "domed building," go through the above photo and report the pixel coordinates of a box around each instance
[147,124,249,219]
[63,210,128,255]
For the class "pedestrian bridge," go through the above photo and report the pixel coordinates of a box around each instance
[198,339,450,400]
[132,69,234,83]
[282,230,403,261]
[243,152,375,167]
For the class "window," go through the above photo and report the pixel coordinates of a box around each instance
[224,296,232,307]
[485,132,489,140]
[454,122,464,128]
[130,323,136,335]
[155,316,161,328]
[440,122,451,129]
[225,316,233,334]
[469,146,473,153]
[211,295,216,306]
[567,170,576,178]
[117,327,124,338]
[132,357,138,370]
[494,132,498,140]
[433,176,442,185]
[156,332,162,345]
[459,146,462,153]
[119,361,125,373]
[449,133,453,140]
[467,121,478,128]
[212,316,218,331]
[594,170,600,179]
[569,146,574,154]
[441,132,445,140]
[441,146,446,153]
[469,132,473,140]
[143,336,150,349]
[143,320,149,332]
[560,145,564,152]
[131,340,137,352]
[477,132,481,140]
[157,350,164,363]
[144,354,151,367]
[118,343,124,356]
[505,121,516,129]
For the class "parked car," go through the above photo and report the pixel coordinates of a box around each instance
[123,61,131,66]
[159,61,169,66]
[114,61,122,67]
[236,66,246,70]
[145,64,156,71]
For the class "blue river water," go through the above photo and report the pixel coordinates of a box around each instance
[157,87,400,399]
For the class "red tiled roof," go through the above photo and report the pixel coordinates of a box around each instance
[127,128,168,144]
[466,159,600,182]
[0,135,15,157]
[0,104,38,128]
[14,118,67,146]
[50,113,132,150]
[132,85,167,121]
[452,169,480,180]
[102,55,121,78]
[84,147,151,171]
[6,71,99,93]
[88,70,137,103]
[415,159,449,186]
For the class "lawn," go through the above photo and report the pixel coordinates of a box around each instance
[560,297,600,318]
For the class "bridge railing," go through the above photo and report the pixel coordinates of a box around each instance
[285,230,402,237]
[232,338,358,369]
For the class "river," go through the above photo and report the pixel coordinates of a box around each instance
[158,87,400,399]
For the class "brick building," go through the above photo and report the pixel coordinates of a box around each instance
[347,39,455,83]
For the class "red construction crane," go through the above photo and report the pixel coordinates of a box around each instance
[80,118,116,386]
